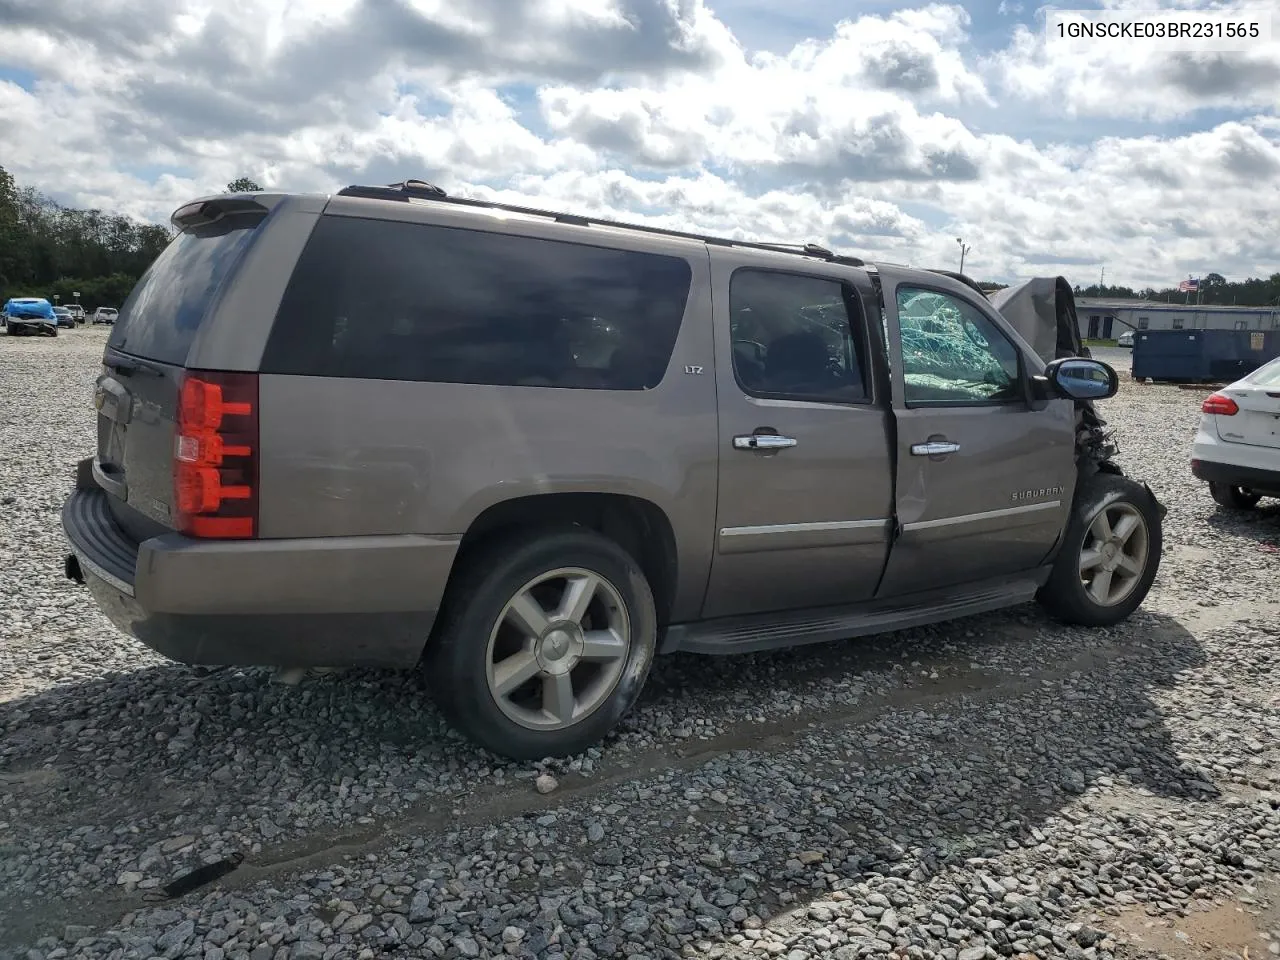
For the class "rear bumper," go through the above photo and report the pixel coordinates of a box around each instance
[6,318,56,332]
[62,482,460,668]
[1191,419,1280,494]
[1191,458,1280,495]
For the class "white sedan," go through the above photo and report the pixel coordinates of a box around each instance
[1191,355,1280,509]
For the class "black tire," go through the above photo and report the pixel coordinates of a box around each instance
[1209,482,1261,510]
[1038,474,1163,628]
[426,527,658,761]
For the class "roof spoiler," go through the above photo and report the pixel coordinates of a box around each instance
[171,196,270,230]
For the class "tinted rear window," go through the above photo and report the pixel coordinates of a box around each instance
[108,212,265,365]
[260,215,693,390]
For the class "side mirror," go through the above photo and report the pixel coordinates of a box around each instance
[1044,357,1119,401]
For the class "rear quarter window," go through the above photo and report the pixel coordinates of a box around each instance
[1247,358,1280,387]
[108,212,265,365]
[260,215,693,390]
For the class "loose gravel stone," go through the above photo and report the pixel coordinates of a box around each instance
[534,773,559,795]
[4,337,1280,960]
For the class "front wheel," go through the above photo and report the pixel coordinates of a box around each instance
[1038,475,1163,627]
[426,528,657,761]
[1209,482,1261,511]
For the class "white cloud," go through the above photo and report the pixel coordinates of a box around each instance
[990,2,1280,121]
[0,0,1277,288]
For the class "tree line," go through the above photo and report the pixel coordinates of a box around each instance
[0,165,178,310]
[0,170,265,311]
[1072,271,1280,307]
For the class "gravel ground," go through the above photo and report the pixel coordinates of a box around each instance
[3,329,1280,960]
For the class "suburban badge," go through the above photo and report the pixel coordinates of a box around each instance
[1011,486,1064,502]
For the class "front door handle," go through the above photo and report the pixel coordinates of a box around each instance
[911,441,960,456]
[734,434,798,451]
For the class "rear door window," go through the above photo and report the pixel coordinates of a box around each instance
[261,215,693,390]
[728,269,869,404]
[108,212,265,365]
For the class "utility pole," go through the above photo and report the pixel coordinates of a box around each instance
[956,237,971,274]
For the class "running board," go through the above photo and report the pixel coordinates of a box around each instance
[661,571,1050,656]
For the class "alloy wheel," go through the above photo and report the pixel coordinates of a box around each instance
[1078,500,1151,607]
[484,567,631,731]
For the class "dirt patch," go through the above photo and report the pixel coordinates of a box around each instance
[1106,880,1280,960]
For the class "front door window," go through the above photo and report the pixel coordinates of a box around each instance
[896,287,1021,404]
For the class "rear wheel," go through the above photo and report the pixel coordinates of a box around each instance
[1038,474,1162,627]
[1209,482,1261,510]
[427,528,657,761]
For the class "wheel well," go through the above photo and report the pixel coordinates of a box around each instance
[454,493,679,625]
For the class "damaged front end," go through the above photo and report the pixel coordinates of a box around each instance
[990,276,1167,521]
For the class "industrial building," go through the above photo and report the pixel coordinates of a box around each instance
[1073,298,1280,339]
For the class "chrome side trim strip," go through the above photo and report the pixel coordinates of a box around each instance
[721,519,888,537]
[902,500,1061,532]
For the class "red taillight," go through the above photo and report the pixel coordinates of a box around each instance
[174,370,258,539]
[1202,392,1239,416]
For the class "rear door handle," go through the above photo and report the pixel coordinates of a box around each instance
[911,441,960,456]
[734,434,798,451]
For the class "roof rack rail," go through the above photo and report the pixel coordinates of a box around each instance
[337,179,448,202]
[333,180,866,268]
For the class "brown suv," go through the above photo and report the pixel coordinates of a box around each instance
[62,181,1165,760]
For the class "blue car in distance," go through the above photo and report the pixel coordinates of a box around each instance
[3,297,59,337]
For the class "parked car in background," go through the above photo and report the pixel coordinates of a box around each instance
[1192,355,1280,509]
[53,306,76,328]
[3,297,59,336]
[91,307,118,325]
[1117,330,1134,348]
[62,180,1167,762]
[67,304,86,324]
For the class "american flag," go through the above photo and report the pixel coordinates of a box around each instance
[1178,277,1199,293]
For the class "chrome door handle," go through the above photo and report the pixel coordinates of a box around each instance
[734,434,798,450]
[911,441,960,456]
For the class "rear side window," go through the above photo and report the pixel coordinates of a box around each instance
[261,216,693,390]
[1247,358,1280,387]
[109,212,265,365]
[729,269,869,404]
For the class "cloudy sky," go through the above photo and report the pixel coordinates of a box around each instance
[1,0,1278,288]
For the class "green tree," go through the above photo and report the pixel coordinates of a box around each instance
[226,177,263,192]
[0,163,177,306]
[0,166,29,297]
